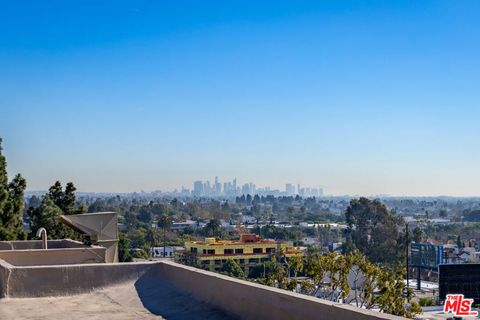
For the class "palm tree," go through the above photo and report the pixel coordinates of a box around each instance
[158,214,172,257]
[204,219,221,237]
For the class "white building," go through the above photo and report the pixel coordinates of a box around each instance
[171,220,198,230]
[151,246,182,258]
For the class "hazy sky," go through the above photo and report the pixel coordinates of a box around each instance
[1,1,480,196]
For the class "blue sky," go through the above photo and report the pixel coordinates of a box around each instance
[1,1,480,195]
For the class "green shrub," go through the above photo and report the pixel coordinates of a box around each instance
[418,297,436,307]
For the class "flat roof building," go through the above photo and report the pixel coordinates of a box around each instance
[176,234,300,273]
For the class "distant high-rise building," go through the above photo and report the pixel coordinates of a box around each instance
[223,182,228,194]
[215,176,221,195]
[250,182,256,195]
[285,183,295,195]
[193,180,203,196]
[204,181,209,194]
[241,183,250,195]
[298,186,305,197]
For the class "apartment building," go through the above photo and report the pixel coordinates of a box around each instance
[176,234,300,273]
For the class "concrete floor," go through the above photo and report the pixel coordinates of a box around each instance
[0,278,233,320]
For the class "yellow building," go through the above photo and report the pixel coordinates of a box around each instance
[176,234,300,273]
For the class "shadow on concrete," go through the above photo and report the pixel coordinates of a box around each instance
[134,272,235,320]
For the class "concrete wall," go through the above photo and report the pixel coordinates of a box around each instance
[0,239,87,250]
[97,240,118,263]
[0,247,106,266]
[0,259,11,298]
[0,259,405,319]
[156,261,405,320]
[0,239,107,266]
[0,259,158,298]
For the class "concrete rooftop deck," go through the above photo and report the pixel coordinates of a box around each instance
[0,259,406,320]
[0,278,231,320]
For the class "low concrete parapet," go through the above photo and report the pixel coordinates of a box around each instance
[0,239,87,250]
[0,259,405,319]
[0,259,158,298]
[0,247,106,266]
[156,261,404,320]
[0,239,108,266]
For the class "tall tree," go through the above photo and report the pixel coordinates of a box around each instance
[63,182,77,215]
[0,138,27,240]
[0,138,8,215]
[28,196,72,239]
[412,227,425,243]
[48,181,64,209]
[118,233,133,262]
[28,181,84,239]
[47,181,83,215]
[158,213,172,257]
[203,218,222,237]
[344,197,404,267]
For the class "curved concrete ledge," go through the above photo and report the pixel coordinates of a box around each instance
[0,259,158,298]
[155,261,405,320]
[0,259,406,319]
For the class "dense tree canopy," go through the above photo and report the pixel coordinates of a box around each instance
[412,226,425,243]
[463,209,480,222]
[118,233,133,262]
[202,219,223,237]
[0,138,27,240]
[28,181,85,239]
[28,195,73,239]
[221,259,245,279]
[344,197,405,267]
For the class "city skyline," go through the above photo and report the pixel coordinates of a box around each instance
[2,1,480,196]
[190,177,323,197]
[23,176,325,198]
